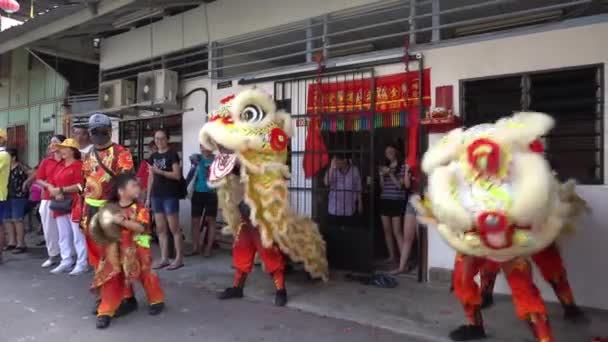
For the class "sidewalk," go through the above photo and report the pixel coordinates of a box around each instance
[160,251,608,342]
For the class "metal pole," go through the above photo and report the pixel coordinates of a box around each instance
[432,0,440,42]
[322,15,329,59]
[409,0,417,45]
[306,19,313,63]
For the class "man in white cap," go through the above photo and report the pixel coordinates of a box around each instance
[77,113,137,328]
[0,128,9,264]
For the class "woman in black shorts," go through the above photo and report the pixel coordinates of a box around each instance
[187,145,218,257]
[378,144,409,263]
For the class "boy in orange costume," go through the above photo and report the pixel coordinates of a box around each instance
[92,173,165,329]
[479,243,586,322]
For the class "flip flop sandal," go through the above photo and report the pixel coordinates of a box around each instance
[153,261,170,270]
[167,263,184,271]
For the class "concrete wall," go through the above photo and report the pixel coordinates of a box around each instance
[100,0,380,70]
[0,49,65,166]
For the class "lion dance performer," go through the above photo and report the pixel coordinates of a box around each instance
[199,89,329,307]
[412,112,587,341]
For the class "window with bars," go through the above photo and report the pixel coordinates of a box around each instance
[461,65,604,185]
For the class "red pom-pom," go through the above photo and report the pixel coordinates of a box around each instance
[269,128,288,151]
[529,139,545,153]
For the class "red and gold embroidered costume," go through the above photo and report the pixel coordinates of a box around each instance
[92,202,164,316]
[198,89,328,305]
[412,112,587,341]
[81,144,134,307]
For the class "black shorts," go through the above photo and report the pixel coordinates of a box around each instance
[191,192,218,218]
[379,199,406,217]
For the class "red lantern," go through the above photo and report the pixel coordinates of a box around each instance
[0,0,20,14]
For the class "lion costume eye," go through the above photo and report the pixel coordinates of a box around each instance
[240,105,265,123]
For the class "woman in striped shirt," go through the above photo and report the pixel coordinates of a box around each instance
[378,144,410,263]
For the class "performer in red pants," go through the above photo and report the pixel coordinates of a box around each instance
[218,206,287,306]
[451,254,553,341]
[479,243,586,321]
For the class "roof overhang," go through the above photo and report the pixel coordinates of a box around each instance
[0,0,137,55]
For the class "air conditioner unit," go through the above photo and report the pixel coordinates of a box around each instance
[137,69,179,107]
[98,79,135,110]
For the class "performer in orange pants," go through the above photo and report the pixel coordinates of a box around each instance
[451,254,553,341]
[218,214,287,307]
[479,243,585,321]
[91,173,165,329]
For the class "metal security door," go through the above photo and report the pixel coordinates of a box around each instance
[275,68,378,273]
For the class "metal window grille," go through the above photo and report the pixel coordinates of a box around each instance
[461,64,604,184]
[100,0,602,81]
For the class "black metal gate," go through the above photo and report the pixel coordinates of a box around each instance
[275,68,421,274]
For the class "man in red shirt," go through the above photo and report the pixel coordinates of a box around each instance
[79,113,135,317]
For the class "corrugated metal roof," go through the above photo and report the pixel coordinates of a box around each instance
[0,4,82,42]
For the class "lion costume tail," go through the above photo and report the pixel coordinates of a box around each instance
[272,213,329,282]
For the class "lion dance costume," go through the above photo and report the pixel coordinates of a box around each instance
[412,112,588,341]
[199,89,329,306]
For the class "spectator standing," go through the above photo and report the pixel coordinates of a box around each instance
[391,166,418,275]
[73,124,93,155]
[187,145,217,257]
[378,144,407,264]
[0,129,10,264]
[148,129,184,270]
[3,149,30,254]
[36,134,66,268]
[47,138,88,275]
[324,154,363,226]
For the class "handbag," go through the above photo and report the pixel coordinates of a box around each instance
[50,197,73,214]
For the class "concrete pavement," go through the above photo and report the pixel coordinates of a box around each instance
[0,251,419,342]
[2,248,607,342]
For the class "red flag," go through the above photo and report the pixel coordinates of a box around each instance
[303,117,329,178]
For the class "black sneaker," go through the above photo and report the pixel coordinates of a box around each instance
[218,287,244,300]
[91,299,101,315]
[148,302,165,316]
[564,305,590,324]
[274,289,287,307]
[4,245,16,251]
[480,293,494,309]
[114,297,138,317]
[449,325,487,341]
[96,315,112,329]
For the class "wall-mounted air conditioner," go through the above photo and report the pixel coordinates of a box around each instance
[98,79,136,110]
[137,69,179,107]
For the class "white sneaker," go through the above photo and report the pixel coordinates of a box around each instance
[41,258,58,268]
[69,266,89,276]
[50,263,72,274]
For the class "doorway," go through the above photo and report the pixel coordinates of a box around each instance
[274,68,425,277]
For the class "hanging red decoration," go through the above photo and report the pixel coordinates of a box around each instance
[0,0,20,14]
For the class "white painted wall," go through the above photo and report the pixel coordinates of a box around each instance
[100,0,381,70]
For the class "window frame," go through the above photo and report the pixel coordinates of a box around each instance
[459,63,605,185]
